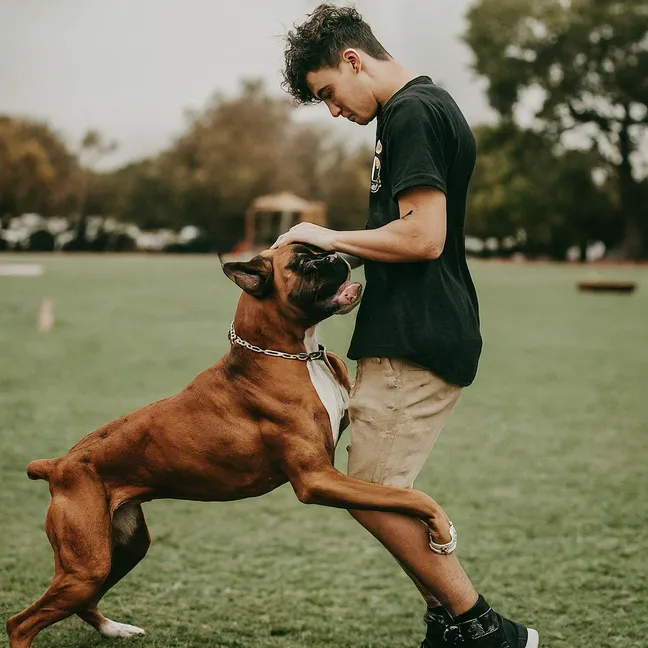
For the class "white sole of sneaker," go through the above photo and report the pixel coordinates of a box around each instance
[526,628,539,647]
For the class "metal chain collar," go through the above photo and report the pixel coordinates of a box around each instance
[228,322,326,362]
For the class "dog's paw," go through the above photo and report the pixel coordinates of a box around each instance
[99,619,146,638]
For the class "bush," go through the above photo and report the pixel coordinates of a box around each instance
[164,234,217,254]
[112,233,136,252]
[90,231,136,252]
[61,230,135,252]
[27,230,55,251]
[61,236,91,252]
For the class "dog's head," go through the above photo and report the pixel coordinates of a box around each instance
[221,245,362,324]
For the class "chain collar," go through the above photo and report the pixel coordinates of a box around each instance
[228,322,326,362]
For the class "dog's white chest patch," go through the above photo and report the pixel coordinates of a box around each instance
[304,328,348,445]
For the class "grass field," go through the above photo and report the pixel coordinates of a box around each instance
[1,254,647,648]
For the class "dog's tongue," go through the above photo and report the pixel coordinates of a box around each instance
[335,280,362,305]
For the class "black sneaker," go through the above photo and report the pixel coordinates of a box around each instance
[442,596,539,647]
[420,606,453,648]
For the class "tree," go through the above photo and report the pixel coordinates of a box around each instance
[97,79,374,249]
[154,78,372,245]
[119,169,183,231]
[67,130,117,249]
[319,142,373,232]
[162,80,293,219]
[2,80,375,252]
[467,123,614,259]
[0,116,77,224]
[465,0,648,258]
[273,123,329,200]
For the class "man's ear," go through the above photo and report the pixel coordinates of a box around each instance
[342,48,361,74]
[220,254,274,298]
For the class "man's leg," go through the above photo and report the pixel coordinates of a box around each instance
[397,560,444,609]
[346,357,475,613]
[349,509,477,615]
[346,358,538,647]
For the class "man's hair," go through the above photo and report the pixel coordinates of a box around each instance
[282,3,391,105]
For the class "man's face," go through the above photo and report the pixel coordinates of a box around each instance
[306,55,378,126]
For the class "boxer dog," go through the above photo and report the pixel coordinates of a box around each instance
[6,244,455,648]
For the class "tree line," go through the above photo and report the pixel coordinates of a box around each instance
[1,0,646,258]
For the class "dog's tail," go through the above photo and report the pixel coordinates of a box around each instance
[27,458,58,481]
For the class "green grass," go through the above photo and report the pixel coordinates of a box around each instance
[1,254,647,648]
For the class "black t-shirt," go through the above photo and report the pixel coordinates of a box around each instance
[347,76,482,387]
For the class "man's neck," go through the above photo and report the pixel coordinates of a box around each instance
[370,59,421,108]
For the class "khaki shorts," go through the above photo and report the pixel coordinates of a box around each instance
[347,357,462,489]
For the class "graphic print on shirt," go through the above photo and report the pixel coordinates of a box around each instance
[370,139,382,193]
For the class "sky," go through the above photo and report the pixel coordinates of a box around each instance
[0,0,496,169]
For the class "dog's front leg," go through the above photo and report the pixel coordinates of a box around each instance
[267,428,453,547]
[290,467,452,546]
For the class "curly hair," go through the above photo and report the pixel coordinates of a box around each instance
[282,3,391,105]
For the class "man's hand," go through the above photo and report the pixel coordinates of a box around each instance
[271,222,337,251]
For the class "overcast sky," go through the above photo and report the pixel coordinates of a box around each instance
[1,0,496,168]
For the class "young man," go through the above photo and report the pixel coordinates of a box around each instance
[273,5,538,648]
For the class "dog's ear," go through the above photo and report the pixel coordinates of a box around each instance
[221,255,274,298]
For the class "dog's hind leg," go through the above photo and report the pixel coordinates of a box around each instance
[6,465,112,648]
[77,501,150,638]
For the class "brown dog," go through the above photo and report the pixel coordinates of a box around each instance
[6,245,454,648]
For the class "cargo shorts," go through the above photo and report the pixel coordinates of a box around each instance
[347,357,462,489]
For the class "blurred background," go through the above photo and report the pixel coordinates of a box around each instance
[1,0,646,260]
[2,3,648,648]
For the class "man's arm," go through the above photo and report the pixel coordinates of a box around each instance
[272,186,446,263]
[334,186,446,263]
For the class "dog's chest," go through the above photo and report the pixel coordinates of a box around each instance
[304,329,348,445]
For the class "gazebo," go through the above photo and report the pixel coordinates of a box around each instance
[243,192,327,250]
